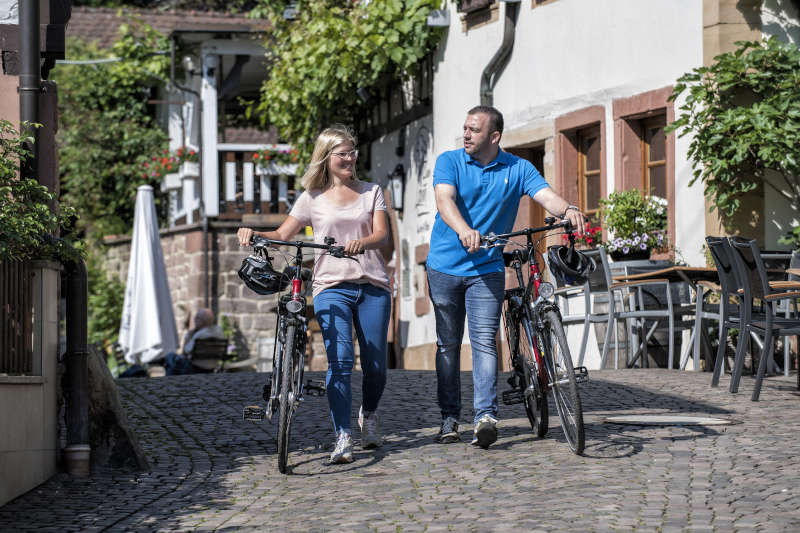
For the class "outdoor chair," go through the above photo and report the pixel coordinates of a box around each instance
[601,250,694,368]
[600,249,693,369]
[728,236,800,400]
[190,337,232,372]
[706,236,746,387]
[552,248,618,368]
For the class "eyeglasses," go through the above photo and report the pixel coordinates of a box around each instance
[331,149,359,160]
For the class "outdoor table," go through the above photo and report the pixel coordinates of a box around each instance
[612,266,719,371]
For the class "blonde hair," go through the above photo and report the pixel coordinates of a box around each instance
[300,124,358,190]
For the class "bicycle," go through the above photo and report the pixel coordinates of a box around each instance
[482,217,589,455]
[240,235,357,473]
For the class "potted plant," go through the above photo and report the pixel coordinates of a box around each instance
[599,190,668,261]
[253,145,300,175]
[176,146,199,180]
[560,221,603,250]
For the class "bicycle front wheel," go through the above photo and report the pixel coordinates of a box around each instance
[277,323,297,474]
[541,309,585,455]
[518,315,548,438]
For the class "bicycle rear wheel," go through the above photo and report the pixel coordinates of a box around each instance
[518,315,548,438]
[541,309,584,455]
[277,323,297,474]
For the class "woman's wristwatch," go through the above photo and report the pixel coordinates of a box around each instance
[563,205,580,217]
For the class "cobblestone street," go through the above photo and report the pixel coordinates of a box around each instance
[2,369,799,532]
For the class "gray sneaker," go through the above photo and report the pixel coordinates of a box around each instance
[471,414,498,449]
[359,406,383,449]
[436,416,460,443]
[329,430,354,464]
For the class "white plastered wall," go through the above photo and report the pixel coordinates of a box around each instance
[372,0,716,352]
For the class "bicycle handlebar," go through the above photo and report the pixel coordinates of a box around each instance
[250,235,364,258]
[481,218,573,246]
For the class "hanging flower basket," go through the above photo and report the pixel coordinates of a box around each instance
[181,161,200,180]
[161,172,181,191]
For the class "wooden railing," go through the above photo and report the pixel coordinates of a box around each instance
[0,261,33,375]
[216,144,298,220]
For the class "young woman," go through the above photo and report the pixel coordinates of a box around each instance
[237,125,391,464]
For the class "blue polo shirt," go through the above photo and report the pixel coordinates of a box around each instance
[426,148,549,276]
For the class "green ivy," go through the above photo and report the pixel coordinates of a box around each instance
[248,0,443,168]
[52,19,170,241]
[0,120,80,262]
[667,37,800,225]
[86,250,125,348]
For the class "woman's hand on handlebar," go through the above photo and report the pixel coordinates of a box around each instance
[344,238,365,256]
[237,227,255,247]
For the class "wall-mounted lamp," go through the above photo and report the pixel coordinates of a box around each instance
[426,9,450,27]
[389,164,405,212]
[356,87,372,104]
[283,2,298,20]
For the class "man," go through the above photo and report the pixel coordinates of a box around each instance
[164,308,227,375]
[426,105,585,448]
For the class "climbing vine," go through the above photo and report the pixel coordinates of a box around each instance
[248,0,443,168]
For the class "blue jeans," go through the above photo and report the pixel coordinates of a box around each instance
[427,268,505,423]
[314,282,391,433]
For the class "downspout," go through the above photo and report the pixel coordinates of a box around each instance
[62,259,91,477]
[20,1,91,476]
[19,0,40,179]
[479,1,520,107]
[171,35,210,307]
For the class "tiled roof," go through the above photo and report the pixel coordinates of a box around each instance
[66,6,271,49]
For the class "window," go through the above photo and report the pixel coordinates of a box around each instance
[642,116,667,199]
[612,87,675,258]
[554,105,606,224]
[458,0,493,13]
[578,126,602,221]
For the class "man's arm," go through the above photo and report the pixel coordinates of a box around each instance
[434,183,481,253]
[532,188,586,235]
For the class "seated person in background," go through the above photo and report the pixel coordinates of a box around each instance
[164,308,226,375]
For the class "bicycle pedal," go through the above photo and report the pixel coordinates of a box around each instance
[242,405,266,422]
[574,366,589,384]
[305,379,326,396]
[501,389,525,405]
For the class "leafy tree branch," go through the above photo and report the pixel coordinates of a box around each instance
[248,0,443,169]
[667,37,800,221]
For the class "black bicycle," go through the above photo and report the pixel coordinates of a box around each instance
[483,217,588,455]
[240,235,357,473]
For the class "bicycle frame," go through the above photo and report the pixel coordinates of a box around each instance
[502,219,571,391]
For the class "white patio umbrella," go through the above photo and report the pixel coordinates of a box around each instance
[118,185,179,364]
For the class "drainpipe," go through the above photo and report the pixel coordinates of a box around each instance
[62,258,91,477]
[171,35,210,307]
[19,0,40,180]
[479,1,520,107]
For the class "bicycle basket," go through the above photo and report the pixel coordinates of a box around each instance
[238,254,290,295]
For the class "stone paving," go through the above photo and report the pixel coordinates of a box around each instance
[1,368,799,532]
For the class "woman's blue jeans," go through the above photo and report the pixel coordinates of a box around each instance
[314,282,391,433]
[426,268,505,423]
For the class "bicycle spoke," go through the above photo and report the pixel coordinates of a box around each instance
[542,309,585,455]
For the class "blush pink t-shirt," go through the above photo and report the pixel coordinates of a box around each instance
[289,180,391,297]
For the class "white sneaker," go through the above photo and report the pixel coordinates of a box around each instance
[359,406,383,449]
[471,414,498,449]
[329,430,354,464]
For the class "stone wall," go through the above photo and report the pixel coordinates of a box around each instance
[102,220,333,372]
